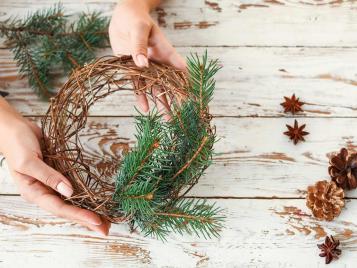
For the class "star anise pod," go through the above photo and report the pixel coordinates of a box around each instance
[317,235,341,264]
[284,120,309,145]
[280,94,304,114]
[0,91,9,97]
[329,148,357,190]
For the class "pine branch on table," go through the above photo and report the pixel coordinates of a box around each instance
[0,3,109,98]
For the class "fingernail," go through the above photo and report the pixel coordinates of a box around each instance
[101,227,109,236]
[136,54,149,68]
[57,182,73,198]
[88,217,102,226]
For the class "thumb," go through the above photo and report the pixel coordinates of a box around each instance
[18,157,73,198]
[130,22,152,68]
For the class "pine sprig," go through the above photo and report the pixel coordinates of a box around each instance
[0,4,109,97]
[140,199,224,240]
[113,52,224,239]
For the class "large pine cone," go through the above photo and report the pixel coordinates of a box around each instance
[329,148,357,190]
[306,180,344,221]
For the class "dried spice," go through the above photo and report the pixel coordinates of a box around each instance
[280,94,304,114]
[329,148,357,190]
[317,235,341,264]
[284,120,309,145]
[306,180,344,221]
[0,91,9,97]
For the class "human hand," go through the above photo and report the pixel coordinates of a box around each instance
[0,113,110,235]
[109,0,186,115]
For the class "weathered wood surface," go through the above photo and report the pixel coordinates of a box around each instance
[2,47,357,117]
[1,196,357,268]
[1,117,357,198]
[1,0,357,267]
[1,0,357,47]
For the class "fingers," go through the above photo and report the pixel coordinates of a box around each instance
[136,93,149,113]
[37,194,110,236]
[109,30,131,56]
[76,217,111,236]
[130,22,152,67]
[152,85,171,121]
[148,25,186,71]
[25,120,42,140]
[36,193,101,224]
[13,171,110,236]
[18,157,73,198]
[167,50,187,71]
[132,77,149,112]
[32,185,109,235]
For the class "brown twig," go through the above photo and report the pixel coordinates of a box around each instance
[41,55,191,222]
[122,140,160,190]
[155,211,212,223]
[172,136,209,180]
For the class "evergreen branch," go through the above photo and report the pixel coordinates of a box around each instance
[114,111,166,196]
[124,139,160,188]
[142,199,224,239]
[0,25,55,36]
[0,25,107,38]
[112,52,224,239]
[22,48,50,98]
[172,136,208,180]
[65,52,80,67]
[0,4,109,97]
[119,180,157,216]
[154,211,211,222]
[125,192,154,200]
[12,35,50,97]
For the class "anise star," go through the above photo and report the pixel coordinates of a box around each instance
[317,236,341,264]
[284,120,309,145]
[280,94,304,114]
[0,90,9,97]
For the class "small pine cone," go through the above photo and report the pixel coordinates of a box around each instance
[306,180,345,221]
[329,148,357,190]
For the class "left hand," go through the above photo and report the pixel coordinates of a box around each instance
[0,113,111,236]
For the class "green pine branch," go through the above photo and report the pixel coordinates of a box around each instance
[0,3,109,97]
[138,199,224,240]
[113,52,224,239]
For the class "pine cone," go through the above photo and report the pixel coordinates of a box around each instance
[328,148,357,190]
[306,180,345,221]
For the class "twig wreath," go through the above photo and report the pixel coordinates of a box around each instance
[41,53,223,239]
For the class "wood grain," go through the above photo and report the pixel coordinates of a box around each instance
[1,47,357,117]
[1,0,357,266]
[1,0,357,47]
[0,196,356,267]
[1,117,356,198]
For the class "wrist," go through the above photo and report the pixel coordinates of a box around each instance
[0,114,26,135]
[0,116,27,154]
[123,0,160,12]
[0,98,25,133]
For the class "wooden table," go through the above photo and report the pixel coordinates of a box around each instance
[1,0,357,267]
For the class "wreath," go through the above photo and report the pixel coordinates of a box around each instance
[41,53,223,239]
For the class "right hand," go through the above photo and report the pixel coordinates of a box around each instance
[109,0,186,118]
[0,116,111,235]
